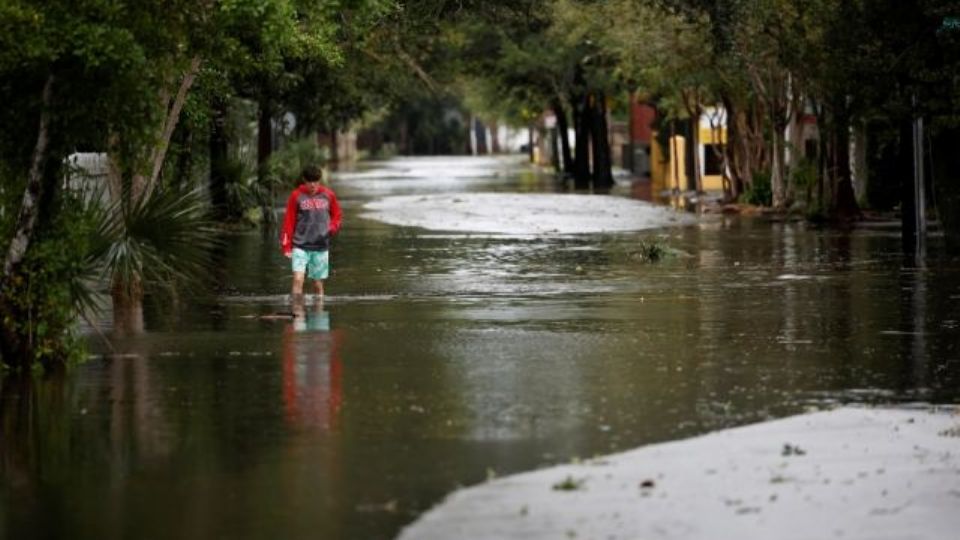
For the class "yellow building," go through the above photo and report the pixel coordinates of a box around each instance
[650,107,728,194]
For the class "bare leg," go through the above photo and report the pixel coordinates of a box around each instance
[314,279,324,302]
[292,271,306,305]
[292,296,306,319]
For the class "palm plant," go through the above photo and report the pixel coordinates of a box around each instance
[216,157,264,222]
[81,186,219,334]
[1,184,216,367]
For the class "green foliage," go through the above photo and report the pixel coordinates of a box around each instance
[597,235,673,265]
[0,163,19,244]
[787,155,825,218]
[261,1,405,136]
[1,180,219,370]
[805,200,827,224]
[0,1,389,369]
[742,170,772,207]
[88,187,220,297]
[634,239,667,263]
[221,158,263,222]
[265,136,330,190]
[372,92,469,155]
[0,194,97,369]
[552,476,585,491]
[789,158,818,192]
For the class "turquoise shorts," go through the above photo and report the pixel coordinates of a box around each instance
[291,248,329,280]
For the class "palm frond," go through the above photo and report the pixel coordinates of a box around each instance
[86,186,220,297]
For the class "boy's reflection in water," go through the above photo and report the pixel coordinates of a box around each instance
[282,299,342,430]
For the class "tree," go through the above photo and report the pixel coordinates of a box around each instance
[0,1,347,367]
[450,0,622,189]
[598,0,718,194]
[0,0,175,365]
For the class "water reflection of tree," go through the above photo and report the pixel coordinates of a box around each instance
[899,263,928,393]
[0,376,52,490]
[108,352,172,463]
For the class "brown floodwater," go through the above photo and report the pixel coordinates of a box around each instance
[2,156,959,539]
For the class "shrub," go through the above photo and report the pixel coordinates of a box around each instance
[1,194,96,370]
[742,170,772,206]
[265,136,331,189]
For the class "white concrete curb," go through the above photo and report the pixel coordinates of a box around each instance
[399,407,960,540]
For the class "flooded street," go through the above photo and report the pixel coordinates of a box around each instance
[2,156,959,539]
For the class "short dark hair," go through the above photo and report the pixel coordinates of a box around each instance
[302,165,322,183]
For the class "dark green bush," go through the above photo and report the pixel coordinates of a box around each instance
[1,195,95,370]
[742,170,772,206]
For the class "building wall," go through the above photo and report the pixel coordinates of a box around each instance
[610,121,629,170]
[699,124,727,192]
[629,99,656,142]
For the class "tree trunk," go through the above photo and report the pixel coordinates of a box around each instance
[258,98,273,166]
[931,127,960,252]
[3,75,54,277]
[784,79,805,204]
[209,95,230,220]
[898,119,918,250]
[683,89,703,193]
[770,93,791,210]
[591,91,614,190]
[552,98,574,176]
[550,123,561,172]
[475,118,488,155]
[330,129,340,165]
[468,114,477,155]
[134,56,202,200]
[721,95,748,197]
[830,108,860,221]
[718,97,739,200]
[257,98,275,224]
[851,121,868,204]
[112,276,145,337]
[771,126,785,209]
[572,92,592,190]
[528,123,535,163]
[171,122,194,189]
[750,100,770,174]
[490,121,500,154]
[1,75,56,368]
[691,118,702,193]
[816,123,828,215]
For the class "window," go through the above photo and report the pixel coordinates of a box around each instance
[703,144,723,175]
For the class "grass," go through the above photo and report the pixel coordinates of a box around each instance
[552,476,585,491]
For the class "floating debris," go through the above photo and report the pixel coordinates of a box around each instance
[782,443,807,456]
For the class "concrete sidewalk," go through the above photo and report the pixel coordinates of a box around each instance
[362,192,695,235]
[399,407,960,540]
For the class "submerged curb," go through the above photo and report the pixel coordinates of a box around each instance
[399,407,960,540]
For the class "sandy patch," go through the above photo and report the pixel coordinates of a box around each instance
[399,407,960,540]
[361,193,694,235]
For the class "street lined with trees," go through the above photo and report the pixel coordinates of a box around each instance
[2,1,959,369]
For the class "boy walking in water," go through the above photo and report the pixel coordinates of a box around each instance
[281,165,342,304]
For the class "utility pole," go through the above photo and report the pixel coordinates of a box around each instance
[911,94,926,260]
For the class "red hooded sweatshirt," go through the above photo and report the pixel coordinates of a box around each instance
[280,184,342,255]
